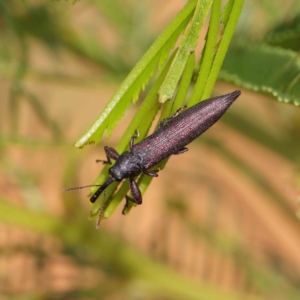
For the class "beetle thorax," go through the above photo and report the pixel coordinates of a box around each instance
[109,151,142,181]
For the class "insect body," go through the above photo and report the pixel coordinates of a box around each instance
[90,90,241,212]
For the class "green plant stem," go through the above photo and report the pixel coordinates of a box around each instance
[189,0,221,106]
[201,0,244,100]
[172,52,196,111]
[158,0,213,103]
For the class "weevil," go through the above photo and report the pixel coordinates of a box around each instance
[89,90,241,213]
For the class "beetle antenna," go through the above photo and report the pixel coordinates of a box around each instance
[96,189,106,229]
[62,184,107,229]
[62,184,102,192]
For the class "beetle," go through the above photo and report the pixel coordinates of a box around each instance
[89,90,241,213]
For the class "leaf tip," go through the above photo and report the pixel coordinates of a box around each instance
[74,140,95,149]
[158,93,171,104]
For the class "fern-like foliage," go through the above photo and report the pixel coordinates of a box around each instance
[72,0,245,220]
[219,41,300,106]
[265,13,300,51]
[75,0,196,148]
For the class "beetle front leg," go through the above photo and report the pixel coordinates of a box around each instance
[143,169,159,177]
[130,130,139,151]
[122,178,142,214]
[96,146,119,165]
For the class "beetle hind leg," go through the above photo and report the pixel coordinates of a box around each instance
[122,178,142,214]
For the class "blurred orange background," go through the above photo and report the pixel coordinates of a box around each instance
[1,1,300,299]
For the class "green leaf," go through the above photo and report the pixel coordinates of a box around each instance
[75,0,197,148]
[219,41,300,106]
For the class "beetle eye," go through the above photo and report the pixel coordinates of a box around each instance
[109,167,122,181]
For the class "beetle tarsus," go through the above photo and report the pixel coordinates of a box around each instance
[130,130,139,151]
[122,196,130,214]
[173,147,188,155]
[158,105,187,130]
[143,169,159,177]
[96,159,110,164]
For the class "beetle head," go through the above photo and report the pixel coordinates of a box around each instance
[109,151,142,181]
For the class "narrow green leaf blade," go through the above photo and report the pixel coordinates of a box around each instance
[158,0,213,104]
[189,0,221,105]
[201,0,244,100]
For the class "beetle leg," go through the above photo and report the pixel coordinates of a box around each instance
[173,147,188,155]
[96,146,119,165]
[158,105,187,130]
[129,178,142,204]
[130,130,139,151]
[122,178,142,214]
[143,169,159,177]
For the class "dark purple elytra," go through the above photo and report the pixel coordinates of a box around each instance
[91,90,241,213]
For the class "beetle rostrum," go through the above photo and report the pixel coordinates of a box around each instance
[90,90,241,214]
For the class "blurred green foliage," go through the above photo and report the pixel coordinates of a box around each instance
[1,1,300,299]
